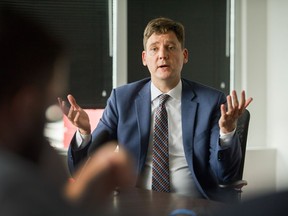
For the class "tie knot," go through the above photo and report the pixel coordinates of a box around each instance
[159,94,170,107]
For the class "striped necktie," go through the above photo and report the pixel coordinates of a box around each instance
[152,94,170,192]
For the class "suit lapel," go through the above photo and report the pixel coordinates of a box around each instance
[135,81,151,172]
[181,79,198,170]
[181,79,209,198]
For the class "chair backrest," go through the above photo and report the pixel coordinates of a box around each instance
[236,109,250,180]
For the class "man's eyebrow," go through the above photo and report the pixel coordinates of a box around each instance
[148,42,160,47]
[148,41,177,47]
[165,41,177,45]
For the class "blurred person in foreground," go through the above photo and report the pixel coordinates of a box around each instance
[0,6,135,216]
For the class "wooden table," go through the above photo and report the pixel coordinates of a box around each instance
[101,187,225,216]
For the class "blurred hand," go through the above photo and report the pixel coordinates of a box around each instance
[219,90,253,134]
[65,142,136,209]
[58,94,91,135]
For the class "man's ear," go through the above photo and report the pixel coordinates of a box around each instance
[142,51,147,66]
[183,48,188,64]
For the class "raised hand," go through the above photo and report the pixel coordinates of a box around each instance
[219,90,253,134]
[58,94,91,135]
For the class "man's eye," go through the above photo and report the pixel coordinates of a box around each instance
[148,47,157,56]
[168,46,175,50]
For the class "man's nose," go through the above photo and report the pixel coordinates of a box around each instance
[159,47,168,59]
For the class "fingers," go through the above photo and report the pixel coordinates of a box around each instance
[220,90,252,133]
[231,90,239,109]
[57,97,63,107]
[59,94,81,121]
[67,104,76,121]
[57,97,65,110]
[220,104,226,117]
[67,94,80,110]
[238,90,253,114]
[238,90,251,112]
[239,90,246,109]
[57,97,70,115]
[226,95,233,114]
[74,111,81,124]
[245,97,253,108]
[227,90,253,113]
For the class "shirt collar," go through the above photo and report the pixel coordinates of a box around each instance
[151,80,182,102]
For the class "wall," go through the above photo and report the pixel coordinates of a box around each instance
[235,0,273,198]
[235,0,288,198]
[113,0,127,88]
[235,0,267,148]
[266,0,288,190]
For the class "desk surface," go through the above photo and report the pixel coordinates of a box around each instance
[103,187,224,216]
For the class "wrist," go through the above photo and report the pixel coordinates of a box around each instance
[79,128,91,135]
[220,128,236,137]
[220,122,236,134]
[220,128,235,135]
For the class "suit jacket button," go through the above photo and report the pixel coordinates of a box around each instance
[218,151,223,161]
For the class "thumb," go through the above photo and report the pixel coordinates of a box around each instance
[67,94,80,110]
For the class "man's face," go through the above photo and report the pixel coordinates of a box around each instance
[142,31,188,86]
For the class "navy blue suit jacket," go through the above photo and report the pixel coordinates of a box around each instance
[68,78,242,202]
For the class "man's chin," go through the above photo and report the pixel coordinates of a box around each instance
[156,73,179,82]
[154,71,171,79]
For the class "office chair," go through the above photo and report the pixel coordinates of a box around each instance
[219,109,250,202]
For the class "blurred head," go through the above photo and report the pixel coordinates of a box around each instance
[142,17,188,91]
[0,7,68,162]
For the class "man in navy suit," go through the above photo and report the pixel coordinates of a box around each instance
[59,17,252,202]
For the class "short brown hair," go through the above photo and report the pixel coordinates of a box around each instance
[143,17,185,50]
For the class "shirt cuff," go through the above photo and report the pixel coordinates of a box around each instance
[75,130,92,148]
[219,128,236,147]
